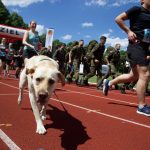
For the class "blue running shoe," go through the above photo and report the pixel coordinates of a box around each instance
[103,79,110,96]
[137,105,150,117]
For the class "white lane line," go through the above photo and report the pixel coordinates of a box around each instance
[65,89,138,106]
[51,98,150,129]
[55,91,72,95]
[0,94,19,96]
[0,82,19,90]
[0,93,28,96]
[0,129,21,150]
[0,81,150,129]
[65,83,139,98]
[0,81,137,106]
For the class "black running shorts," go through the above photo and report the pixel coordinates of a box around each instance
[127,42,150,67]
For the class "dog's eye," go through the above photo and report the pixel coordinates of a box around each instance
[49,79,55,84]
[36,78,42,82]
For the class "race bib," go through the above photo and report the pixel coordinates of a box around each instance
[102,65,109,75]
[79,63,84,74]
[143,29,150,43]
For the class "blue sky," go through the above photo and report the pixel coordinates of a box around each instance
[2,0,140,49]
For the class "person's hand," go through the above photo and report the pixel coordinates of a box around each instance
[48,46,51,51]
[146,56,150,60]
[68,60,72,64]
[94,59,99,63]
[127,31,137,42]
[84,56,87,60]
[30,45,35,49]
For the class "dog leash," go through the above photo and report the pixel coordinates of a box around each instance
[53,90,68,113]
[34,49,39,56]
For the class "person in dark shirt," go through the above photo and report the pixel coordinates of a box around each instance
[0,38,7,78]
[14,46,23,78]
[5,43,15,76]
[96,43,121,90]
[53,43,66,74]
[103,0,150,116]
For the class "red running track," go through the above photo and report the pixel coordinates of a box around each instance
[0,77,150,150]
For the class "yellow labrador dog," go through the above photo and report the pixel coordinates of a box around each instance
[18,55,65,134]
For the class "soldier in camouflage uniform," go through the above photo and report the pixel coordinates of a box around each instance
[84,40,98,74]
[80,36,107,87]
[105,43,121,79]
[79,40,98,85]
[69,40,85,84]
[65,41,78,83]
[53,43,66,74]
[96,43,121,90]
[105,43,129,93]
[39,47,52,58]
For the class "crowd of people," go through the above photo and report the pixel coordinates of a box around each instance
[0,38,23,79]
[0,27,124,91]
[0,0,150,116]
[0,32,146,93]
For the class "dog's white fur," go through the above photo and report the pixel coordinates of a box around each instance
[18,55,65,134]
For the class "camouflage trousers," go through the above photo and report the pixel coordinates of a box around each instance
[83,64,102,87]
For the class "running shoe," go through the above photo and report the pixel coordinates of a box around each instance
[103,79,110,96]
[137,105,150,117]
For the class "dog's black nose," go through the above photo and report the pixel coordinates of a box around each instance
[39,92,48,100]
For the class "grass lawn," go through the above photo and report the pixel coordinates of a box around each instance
[88,76,97,83]
[78,74,150,90]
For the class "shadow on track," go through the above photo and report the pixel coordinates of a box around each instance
[45,104,91,150]
[108,102,137,108]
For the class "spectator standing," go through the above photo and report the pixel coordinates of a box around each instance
[14,46,23,78]
[0,38,7,78]
[5,43,15,76]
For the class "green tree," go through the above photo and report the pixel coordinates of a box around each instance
[9,12,28,28]
[67,41,73,47]
[52,39,63,54]
[0,0,10,25]
[0,1,28,28]
[53,39,63,48]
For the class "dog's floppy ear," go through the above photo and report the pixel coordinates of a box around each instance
[58,72,65,86]
[26,68,35,75]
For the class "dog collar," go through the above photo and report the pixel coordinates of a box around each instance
[39,58,52,62]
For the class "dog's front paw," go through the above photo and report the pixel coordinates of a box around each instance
[36,124,46,135]
[18,95,22,105]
